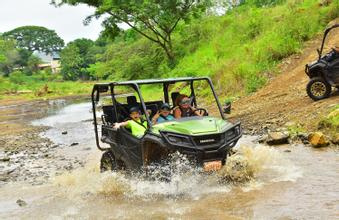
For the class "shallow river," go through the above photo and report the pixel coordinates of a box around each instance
[0,99,338,219]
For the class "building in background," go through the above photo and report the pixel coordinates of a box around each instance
[36,52,61,73]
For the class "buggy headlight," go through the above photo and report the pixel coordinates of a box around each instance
[167,134,192,145]
[225,129,236,140]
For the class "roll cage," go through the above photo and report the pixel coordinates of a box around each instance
[91,77,226,151]
[318,24,339,60]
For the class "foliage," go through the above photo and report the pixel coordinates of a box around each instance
[52,0,210,62]
[3,26,64,54]
[0,37,20,76]
[0,73,92,100]
[60,38,97,80]
[319,105,339,132]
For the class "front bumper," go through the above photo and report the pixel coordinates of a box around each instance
[160,122,242,163]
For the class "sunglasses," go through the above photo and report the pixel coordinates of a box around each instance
[180,99,190,105]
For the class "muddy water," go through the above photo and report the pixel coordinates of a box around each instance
[0,100,338,219]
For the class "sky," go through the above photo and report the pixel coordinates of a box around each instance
[0,0,104,43]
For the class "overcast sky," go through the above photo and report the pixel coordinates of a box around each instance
[0,0,104,43]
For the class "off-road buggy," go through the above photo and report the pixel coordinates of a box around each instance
[91,77,242,173]
[305,24,339,101]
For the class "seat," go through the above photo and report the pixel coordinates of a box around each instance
[127,96,138,109]
[171,92,180,106]
[102,105,117,124]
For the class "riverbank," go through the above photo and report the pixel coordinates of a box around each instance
[230,23,339,145]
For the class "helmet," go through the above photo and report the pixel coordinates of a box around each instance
[129,106,140,114]
[160,103,171,111]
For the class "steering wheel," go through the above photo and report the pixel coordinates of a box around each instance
[194,108,208,116]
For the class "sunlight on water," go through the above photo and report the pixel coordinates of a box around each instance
[53,144,302,201]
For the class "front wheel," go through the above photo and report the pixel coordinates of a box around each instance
[100,151,118,172]
[306,77,332,101]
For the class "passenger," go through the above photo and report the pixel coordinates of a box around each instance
[173,94,202,119]
[152,103,174,124]
[113,106,147,138]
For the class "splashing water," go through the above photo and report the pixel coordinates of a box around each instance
[53,144,301,201]
[218,144,302,191]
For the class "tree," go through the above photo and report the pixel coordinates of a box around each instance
[0,37,20,76]
[3,26,64,54]
[60,44,82,80]
[60,38,96,80]
[52,0,209,63]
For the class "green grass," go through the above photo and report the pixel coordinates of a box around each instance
[0,74,94,100]
[319,105,339,135]
[169,0,338,98]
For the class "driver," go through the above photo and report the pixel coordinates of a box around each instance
[325,44,339,62]
[173,94,202,119]
[113,106,148,138]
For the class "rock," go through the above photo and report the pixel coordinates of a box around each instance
[331,134,339,145]
[258,135,268,144]
[308,132,329,147]
[70,142,79,146]
[61,131,68,135]
[0,175,9,182]
[266,131,290,145]
[83,147,91,151]
[0,156,10,162]
[297,133,309,144]
[16,199,27,207]
[284,149,291,153]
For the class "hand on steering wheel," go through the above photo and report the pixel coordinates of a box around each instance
[194,108,208,116]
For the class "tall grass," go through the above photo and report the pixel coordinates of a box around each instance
[169,0,338,99]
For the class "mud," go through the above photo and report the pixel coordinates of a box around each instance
[0,98,89,186]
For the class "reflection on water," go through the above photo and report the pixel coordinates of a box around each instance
[0,100,338,219]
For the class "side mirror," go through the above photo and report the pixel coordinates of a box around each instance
[223,101,231,114]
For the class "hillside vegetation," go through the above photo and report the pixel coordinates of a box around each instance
[0,0,338,100]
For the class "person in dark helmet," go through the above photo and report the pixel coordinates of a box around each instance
[324,44,339,62]
[113,106,148,138]
[152,103,175,124]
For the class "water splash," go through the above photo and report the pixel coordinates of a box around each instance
[53,145,301,200]
[218,144,302,191]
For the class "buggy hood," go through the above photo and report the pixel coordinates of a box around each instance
[151,116,232,136]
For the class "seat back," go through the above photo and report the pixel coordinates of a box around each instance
[171,92,180,106]
[127,96,138,109]
[102,105,117,124]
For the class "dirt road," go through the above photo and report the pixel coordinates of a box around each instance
[231,20,339,134]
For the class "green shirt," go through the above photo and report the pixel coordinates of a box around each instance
[125,119,148,138]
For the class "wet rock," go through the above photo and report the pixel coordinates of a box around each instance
[331,134,339,145]
[62,131,68,135]
[70,142,79,146]
[297,133,309,145]
[308,132,329,147]
[16,199,27,207]
[51,144,59,149]
[266,132,290,145]
[0,156,10,162]
[0,175,9,182]
[257,135,268,144]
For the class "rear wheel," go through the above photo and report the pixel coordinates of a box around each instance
[306,77,332,101]
[100,151,117,172]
